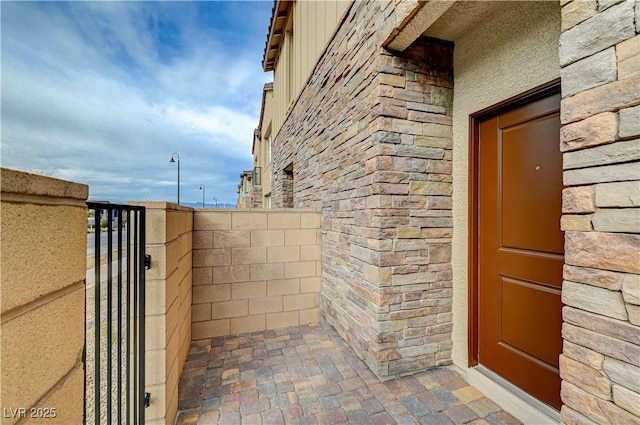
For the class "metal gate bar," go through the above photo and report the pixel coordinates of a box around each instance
[86,202,146,425]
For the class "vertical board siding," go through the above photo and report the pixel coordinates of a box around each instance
[271,0,352,139]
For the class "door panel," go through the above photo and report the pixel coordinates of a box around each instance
[477,91,563,410]
[499,276,562,367]
[501,115,564,255]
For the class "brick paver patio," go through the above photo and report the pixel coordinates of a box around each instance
[175,321,522,425]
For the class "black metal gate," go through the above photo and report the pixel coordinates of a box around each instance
[85,202,148,425]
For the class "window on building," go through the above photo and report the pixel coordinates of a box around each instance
[267,134,272,164]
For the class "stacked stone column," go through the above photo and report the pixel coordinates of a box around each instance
[346,38,455,377]
[250,186,263,208]
[558,0,640,422]
[269,0,456,380]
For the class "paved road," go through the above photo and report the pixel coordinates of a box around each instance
[87,231,127,257]
[85,260,129,328]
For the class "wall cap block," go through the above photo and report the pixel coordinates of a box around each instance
[1,167,88,202]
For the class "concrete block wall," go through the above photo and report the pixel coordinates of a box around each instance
[192,209,321,339]
[558,0,640,423]
[0,168,88,425]
[132,202,193,425]
[268,0,455,379]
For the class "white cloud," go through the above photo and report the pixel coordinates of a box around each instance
[1,1,273,205]
[165,105,255,156]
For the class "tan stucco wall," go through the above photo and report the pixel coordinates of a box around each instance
[132,202,193,425]
[1,168,88,425]
[192,209,321,339]
[450,1,561,368]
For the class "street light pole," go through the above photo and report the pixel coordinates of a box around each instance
[200,184,205,208]
[169,153,180,205]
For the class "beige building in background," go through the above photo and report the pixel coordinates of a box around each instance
[250,83,274,208]
[263,0,351,133]
[254,0,640,424]
[249,1,352,210]
[236,170,253,208]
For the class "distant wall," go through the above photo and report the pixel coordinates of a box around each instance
[133,202,193,425]
[0,168,88,425]
[192,209,321,338]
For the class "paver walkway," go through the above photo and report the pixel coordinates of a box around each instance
[175,321,522,425]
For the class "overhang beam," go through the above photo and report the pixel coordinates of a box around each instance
[384,0,456,51]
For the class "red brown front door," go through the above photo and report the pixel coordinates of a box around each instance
[474,84,563,410]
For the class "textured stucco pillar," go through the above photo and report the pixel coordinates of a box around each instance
[0,168,88,425]
[558,0,640,423]
[130,202,193,425]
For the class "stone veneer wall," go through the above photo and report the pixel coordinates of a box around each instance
[191,209,321,338]
[132,202,194,425]
[1,168,87,425]
[250,186,263,208]
[270,0,455,378]
[558,0,640,423]
[281,172,294,208]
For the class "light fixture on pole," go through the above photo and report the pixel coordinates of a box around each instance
[169,153,180,205]
[199,184,205,208]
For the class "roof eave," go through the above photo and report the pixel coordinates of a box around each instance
[262,0,293,72]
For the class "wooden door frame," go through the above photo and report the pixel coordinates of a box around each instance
[467,78,561,367]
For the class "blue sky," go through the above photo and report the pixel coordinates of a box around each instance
[1,1,274,205]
